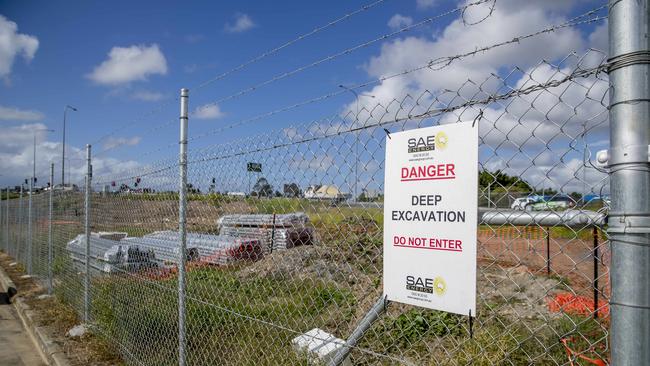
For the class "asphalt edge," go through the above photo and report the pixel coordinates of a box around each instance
[0,264,71,366]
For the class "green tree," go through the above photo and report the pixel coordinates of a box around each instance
[252,177,273,197]
[479,169,532,192]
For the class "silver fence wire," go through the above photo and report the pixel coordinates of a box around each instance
[0,4,622,365]
[2,48,613,365]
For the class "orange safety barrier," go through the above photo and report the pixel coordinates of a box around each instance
[561,337,607,366]
[547,292,609,318]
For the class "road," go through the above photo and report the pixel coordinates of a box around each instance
[0,285,47,366]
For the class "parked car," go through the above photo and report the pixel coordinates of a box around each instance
[525,195,576,211]
[511,197,536,210]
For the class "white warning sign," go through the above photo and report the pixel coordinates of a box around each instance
[383,121,478,316]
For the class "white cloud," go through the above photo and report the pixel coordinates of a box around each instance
[193,104,224,120]
[0,105,44,121]
[224,13,256,33]
[132,90,165,102]
[103,136,141,150]
[290,155,335,172]
[588,21,608,52]
[344,0,587,120]
[326,0,611,192]
[388,14,414,30]
[0,123,141,187]
[87,44,168,85]
[416,0,436,9]
[0,15,38,80]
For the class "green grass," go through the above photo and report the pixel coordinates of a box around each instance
[358,310,608,365]
[10,191,610,365]
[90,266,355,365]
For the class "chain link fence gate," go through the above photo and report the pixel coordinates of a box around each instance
[1,0,649,365]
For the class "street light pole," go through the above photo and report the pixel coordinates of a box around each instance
[339,85,375,203]
[62,105,78,187]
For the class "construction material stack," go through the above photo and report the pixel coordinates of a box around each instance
[66,233,157,274]
[122,231,262,266]
[217,212,314,252]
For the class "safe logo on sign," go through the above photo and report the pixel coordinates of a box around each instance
[407,132,448,153]
[405,276,447,296]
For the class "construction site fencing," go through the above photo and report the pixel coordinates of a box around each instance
[0,51,613,366]
[1,1,646,364]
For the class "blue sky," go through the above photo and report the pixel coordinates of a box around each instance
[0,0,609,194]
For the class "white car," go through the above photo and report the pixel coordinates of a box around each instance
[511,197,535,210]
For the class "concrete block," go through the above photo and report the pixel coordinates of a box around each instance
[292,328,351,365]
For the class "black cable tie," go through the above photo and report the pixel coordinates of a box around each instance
[383,128,392,139]
[472,109,484,128]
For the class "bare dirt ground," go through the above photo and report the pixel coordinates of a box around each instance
[478,231,610,299]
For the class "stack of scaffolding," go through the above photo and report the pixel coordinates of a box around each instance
[217,212,314,252]
[66,233,157,274]
[121,231,263,266]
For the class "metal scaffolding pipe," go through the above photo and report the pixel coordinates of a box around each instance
[480,209,606,228]
[608,0,650,364]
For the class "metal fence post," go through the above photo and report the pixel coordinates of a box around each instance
[28,173,33,274]
[5,188,9,257]
[329,295,388,366]
[593,227,599,320]
[48,163,54,295]
[84,144,92,323]
[18,184,23,262]
[178,88,189,366]
[546,227,550,275]
[608,0,650,364]
[0,187,3,254]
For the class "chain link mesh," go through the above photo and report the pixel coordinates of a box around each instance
[1,46,611,365]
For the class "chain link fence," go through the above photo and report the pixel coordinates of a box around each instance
[0,47,613,365]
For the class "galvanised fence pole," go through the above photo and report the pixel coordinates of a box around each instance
[0,187,3,254]
[5,188,9,256]
[28,173,33,274]
[48,163,54,295]
[608,0,650,364]
[84,144,92,322]
[178,88,189,366]
[18,184,23,262]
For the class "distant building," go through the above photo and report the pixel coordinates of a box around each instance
[305,185,348,201]
[304,185,322,199]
